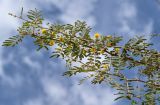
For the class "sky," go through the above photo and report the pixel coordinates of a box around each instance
[0,0,160,105]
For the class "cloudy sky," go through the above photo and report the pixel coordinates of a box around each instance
[0,0,160,105]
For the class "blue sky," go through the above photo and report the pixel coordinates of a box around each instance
[0,0,160,105]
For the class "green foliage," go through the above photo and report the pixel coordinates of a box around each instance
[2,35,24,47]
[2,9,160,105]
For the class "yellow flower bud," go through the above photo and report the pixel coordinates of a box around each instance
[100,49,105,54]
[102,64,109,69]
[94,33,100,39]
[99,76,104,82]
[51,32,56,37]
[59,36,64,42]
[115,48,120,53]
[49,40,55,46]
[41,29,47,34]
[90,48,96,53]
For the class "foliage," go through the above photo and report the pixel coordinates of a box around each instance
[2,9,160,105]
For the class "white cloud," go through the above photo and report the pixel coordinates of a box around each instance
[0,73,24,88]
[41,77,68,105]
[23,0,97,26]
[117,1,153,39]
[0,1,22,41]
[70,83,117,105]
[24,98,44,105]
[39,76,117,105]
[23,56,41,70]
[0,0,22,87]
[0,0,22,82]
[57,0,97,26]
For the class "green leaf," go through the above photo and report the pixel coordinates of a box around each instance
[50,54,60,58]
[2,35,24,47]
[131,100,137,105]
[114,96,125,101]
